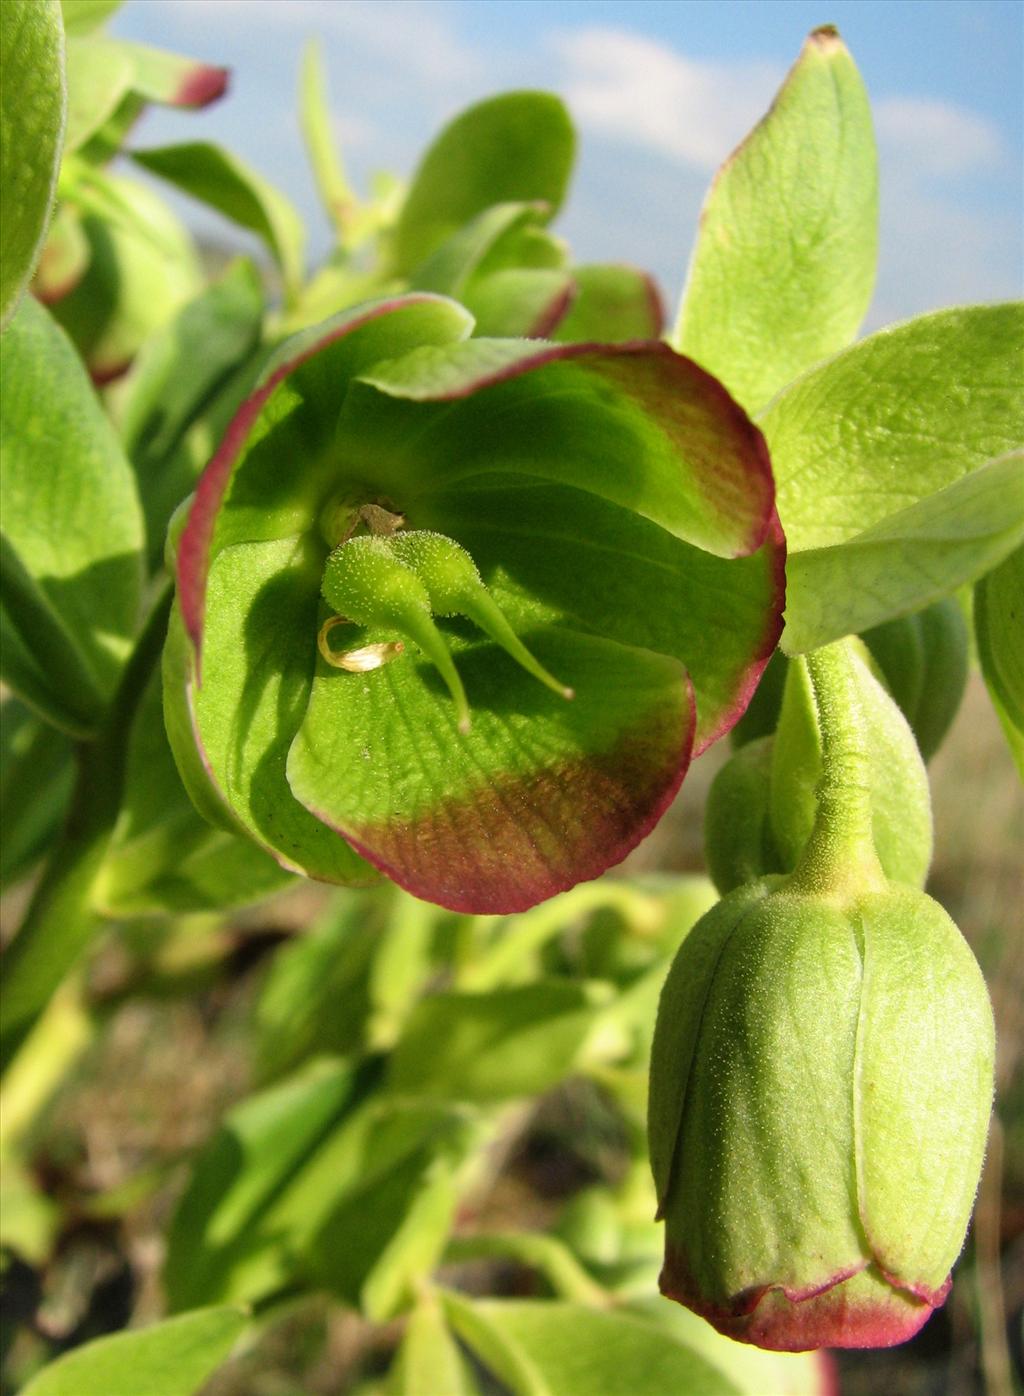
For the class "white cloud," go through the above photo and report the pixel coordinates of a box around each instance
[147,0,479,86]
[874,96,1006,178]
[552,26,781,170]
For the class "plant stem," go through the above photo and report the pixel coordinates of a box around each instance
[0,586,173,1074]
[444,1231,610,1307]
[787,639,886,899]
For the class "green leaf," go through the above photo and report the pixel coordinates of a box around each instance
[50,174,202,382]
[117,259,265,565]
[357,1145,465,1322]
[0,0,66,328]
[386,981,604,1102]
[367,892,442,1048]
[20,1306,248,1396]
[391,92,575,275]
[93,663,293,917]
[64,36,134,152]
[0,698,74,887]
[253,892,385,1081]
[302,1100,481,1317]
[411,201,551,296]
[552,264,664,344]
[0,534,108,735]
[0,297,143,730]
[389,1297,480,1396]
[133,142,306,302]
[763,305,1024,652]
[165,1056,359,1310]
[0,1158,61,1265]
[673,26,877,414]
[172,1083,478,1312]
[462,267,574,338]
[862,597,969,761]
[445,1231,608,1306]
[76,89,144,165]
[443,1295,740,1396]
[60,0,121,35]
[975,543,1024,777]
[771,641,932,886]
[411,201,574,338]
[783,451,1024,653]
[624,1296,831,1396]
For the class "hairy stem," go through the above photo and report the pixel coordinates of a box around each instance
[788,639,886,899]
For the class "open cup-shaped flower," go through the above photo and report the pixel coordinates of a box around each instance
[166,294,784,912]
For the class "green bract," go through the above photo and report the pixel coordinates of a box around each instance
[673,26,877,416]
[648,876,994,1351]
[166,296,784,912]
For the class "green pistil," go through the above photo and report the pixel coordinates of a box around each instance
[318,529,574,732]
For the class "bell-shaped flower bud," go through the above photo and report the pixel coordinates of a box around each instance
[649,640,995,1351]
[649,878,993,1350]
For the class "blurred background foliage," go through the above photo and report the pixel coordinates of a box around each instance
[2,673,1020,1394]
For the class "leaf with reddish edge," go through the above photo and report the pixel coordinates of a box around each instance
[168,296,474,882]
[176,295,475,653]
[288,627,695,913]
[353,338,776,560]
[63,36,226,155]
[114,40,228,107]
[552,263,665,343]
[461,267,576,339]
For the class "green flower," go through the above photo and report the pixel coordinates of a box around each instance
[166,295,783,912]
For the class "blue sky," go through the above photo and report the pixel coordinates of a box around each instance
[110,0,1022,328]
